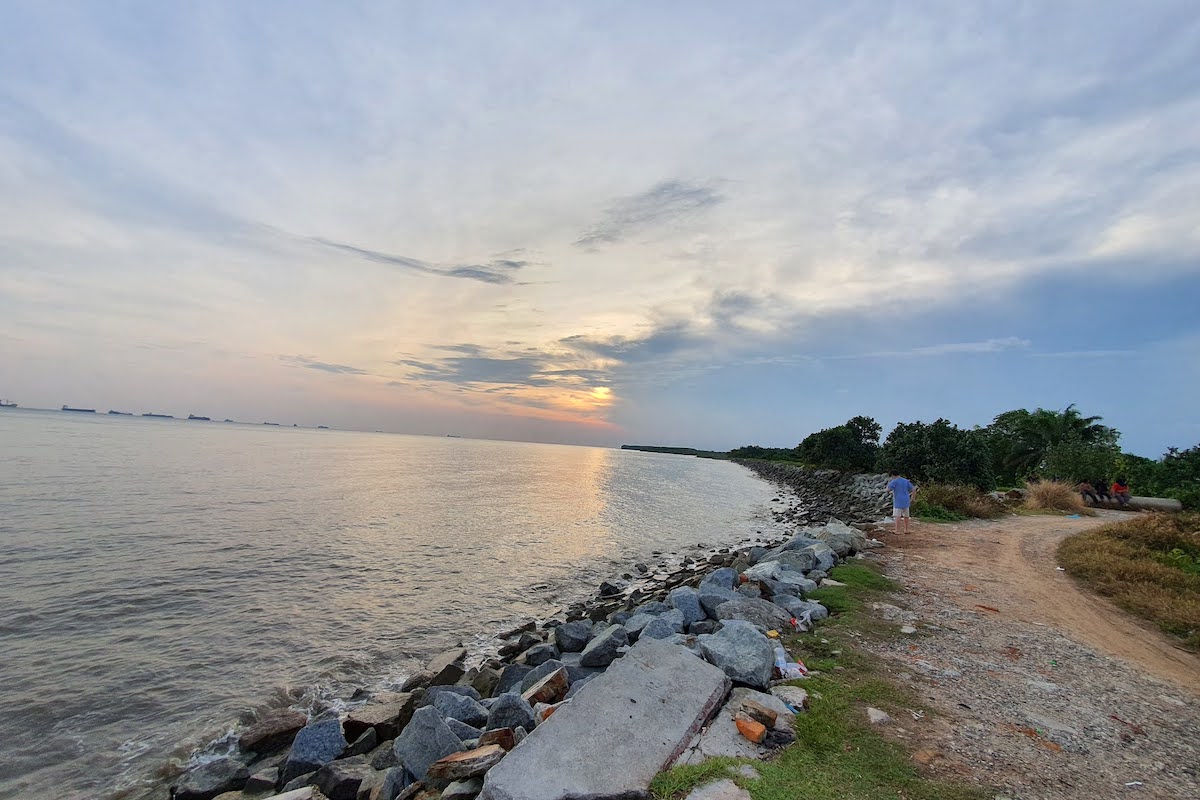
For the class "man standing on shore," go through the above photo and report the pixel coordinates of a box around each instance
[886,471,917,534]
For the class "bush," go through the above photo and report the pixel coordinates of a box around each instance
[1024,480,1093,514]
[795,416,881,472]
[920,483,1006,519]
[876,419,995,490]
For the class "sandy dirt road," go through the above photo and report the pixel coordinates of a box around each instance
[860,511,1200,799]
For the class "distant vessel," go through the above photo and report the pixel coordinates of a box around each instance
[262,422,280,426]
[142,413,173,419]
[317,425,330,429]
[187,415,211,421]
[223,419,235,423]
[62,405,96,413]
[0,398,16,408]
[107,410,133,416]
[446,434,462,438]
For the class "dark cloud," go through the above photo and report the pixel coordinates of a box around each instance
[575,181,724,250]
[308,237,526,284]
[281,355,370,375]
[560,322,702,363]
[396,348,610,389]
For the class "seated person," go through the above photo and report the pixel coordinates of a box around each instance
[1111,477,1131,507]
[1092,479,1112,502]
[1078,480,1099,505]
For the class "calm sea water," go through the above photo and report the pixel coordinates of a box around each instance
[0,409,786,799]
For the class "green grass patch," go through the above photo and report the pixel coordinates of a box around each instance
[1058,512,1200,650]
[651,559,988,800]
[912,499,968,522]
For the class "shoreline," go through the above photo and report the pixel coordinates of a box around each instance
[159,462,891,800]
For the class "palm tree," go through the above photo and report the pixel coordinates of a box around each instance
[997,405,1116,477]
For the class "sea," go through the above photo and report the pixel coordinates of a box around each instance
[0,408,789,799]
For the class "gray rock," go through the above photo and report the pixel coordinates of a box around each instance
[443,777,485,799]
[519,659,568,694]
[564,663,602,685]
[281,719,348,784]
[746,546,768,565]
[484,692,536,732]
[698,586,740,618]
[777,533,823,552]
[379,765,416,800]
[640,609,685,640]
[173,758,250,800]
[759,549,818,573]
[736,584,762,599]
[697,620,774,689]
[688,619,719,635]
[623,613,657,640]
[800,542,836,573]
[445,717,484,741]
[243,767,277,794]
[342,726,378,757]
[683,778,752,799]
[667,586,706,627]
[239,708,308,755]
[344,692,417,742]
[813,519,868,556]
[493,664,532,697]
[281,771,316,792]
[471,667,501,699]
[432,691,489,728]
[370,739,400,769]
[607,611,633,626]
[315,758,375,800]
[479,638,731,800]
[551,620,594,653]
[423,685,483,704]
[427,648,469,686]
[699,567,738,592]
[714,597,793,632]
[518,642,560,667]
[633,600,671,616]
[564,672,598,700]
[579,624,628,668]
[392,706,464,781]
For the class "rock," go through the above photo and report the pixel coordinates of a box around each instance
[517,659,567,693]
[477,727,516,752]
[392,706,464,781]
[427,745,505,785]
[800,542,836,573]
[698,586,740,618]
[735,716,767,743]
[579,624,628,668]
[697,620,774,689]
[469,667,500,699]
[635,562,649,573]
[517,642,559,667]
[400,671,434,692]
[564,673,597,700]
[280,771,317,792]
[688,619,719,635]
[759,550,818,573]
[344,693,417,742]
[427,649,469,686]
[173,758,250,800]
[240,708,309,755]
[684,778,752,800]
[900,624,917,635]
[483,693,536,732]
[623,612,657,640]
[498,621,536,639]
[666,587,706,627]
[772,596,828,625]
[315,759,375,800]
[736,584,762,599]
[866,707,892,726]
[432,692,489,729]
[714,598,793,632]
[493,665,531,697]
[369,740,400,770]
[377,766,416,800]
[551,620,594,653]
[244,767,278,794]
[813,519,868,556]
[445,718,483,741]
[633,600,671,616]
[729,688,793,731]
[598,580,623,597]
[521,666,569,705]
[769,685,809,712]
[821,578,846,587]
[700,567,739,592]
[479,638,731,800]
[739,700,778,728]
[342,727,378,758]
[282,719,349,784]
[442,777,484,799]
[641,616,684,640]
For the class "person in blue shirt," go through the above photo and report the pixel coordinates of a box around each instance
[886,471,917,534]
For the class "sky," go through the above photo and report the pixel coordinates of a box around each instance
[1,1,1197,456]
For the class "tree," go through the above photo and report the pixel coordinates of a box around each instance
[1040,440,1120,483]
[794,416,881,472]
[990,405,1117,480]
[876,418,995,490]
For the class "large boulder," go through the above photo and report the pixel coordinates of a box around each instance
[173,758,249,800]
[485,693,537,732]
[812,519,868,556]
[579,624,628,668]
[432,691,489,729]
[493,664,532,696]
[758,549,818,573]
[238,708,308,755]
[518,642,560,667]
[699,567,738,592]
[697,620,774,689]
[698,586,740,619]
[551,620,594,653]
[427,648,469,686]
[623,613,658,641]
[518,659,568,694]
[521,666,570,705]
[343,692,417,742]
[281,719,348,784]
[714,597,793,632]
[667,587,706,627]
[392,706,464,780]
[800,542,837,573]
[640,609,685,640]
[314,758,375,800]
[775,534,823,552]
[479,639,731,800]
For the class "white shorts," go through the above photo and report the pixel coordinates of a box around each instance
[893,506,910,519]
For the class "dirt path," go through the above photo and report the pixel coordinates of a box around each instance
[859,512,1200,799]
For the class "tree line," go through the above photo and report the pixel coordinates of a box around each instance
[728,406,1199,509]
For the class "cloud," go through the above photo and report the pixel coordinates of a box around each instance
[828,337,1031,360]
[281,355,370,375]
[574,181,724,250]
[306,237,526,284]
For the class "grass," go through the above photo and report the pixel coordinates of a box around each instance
[1058,512,1200,650]
[911,483,1005,522]
[1023,480,1094,515]
[651,562,989,800]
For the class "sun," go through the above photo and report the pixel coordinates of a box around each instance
[589,386,612,401]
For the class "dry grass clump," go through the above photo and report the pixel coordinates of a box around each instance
[1058,513,1200,650]
[920,483,1005,519]
[1023,480,1094,514]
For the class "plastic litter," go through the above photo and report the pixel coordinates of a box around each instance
[1066,514,1082,519]
[772,644,808,679]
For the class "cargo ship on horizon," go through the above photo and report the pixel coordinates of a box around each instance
[62,405,95,413]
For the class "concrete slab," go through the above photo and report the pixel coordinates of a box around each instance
[479,638,731,800]
[684,779,752,800]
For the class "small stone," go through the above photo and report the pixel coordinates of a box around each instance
[821,578,847,587]
[899,625,917,635]
[684,778,753,800]
[866,707,892,725]
[769,685,809,712]
[477,727,516,752]
[739,700,778,728]
[484,693,536,732]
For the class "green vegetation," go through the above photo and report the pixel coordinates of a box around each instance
[651,562,988,800]
[620,445,728,459]
[794,415,881,473]
[877,419,995,490]
[1058,513,1200,650]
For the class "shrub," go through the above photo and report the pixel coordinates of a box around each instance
[876,419,995,490]
[1024,480,1093,514]
[920,483,1006,519]
[795,416,881,472]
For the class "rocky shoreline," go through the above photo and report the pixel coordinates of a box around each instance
[167,464,888,800]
